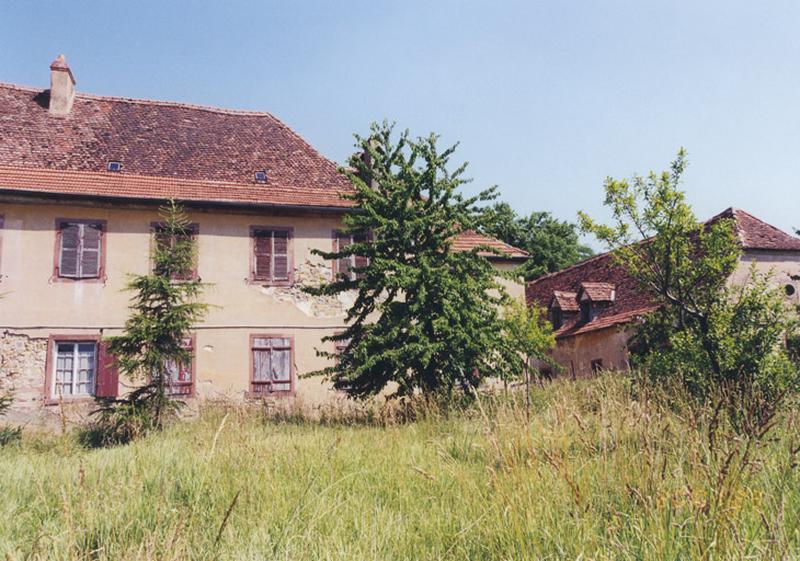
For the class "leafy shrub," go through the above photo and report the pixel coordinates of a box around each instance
[0,393,22,447]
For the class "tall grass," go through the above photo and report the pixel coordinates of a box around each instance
[1,375,799,560]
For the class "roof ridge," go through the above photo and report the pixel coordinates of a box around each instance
[0,81,348,177]
[0,80,285,118]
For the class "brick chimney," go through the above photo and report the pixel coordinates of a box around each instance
[48,54,76,115]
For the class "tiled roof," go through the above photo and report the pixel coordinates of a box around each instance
[526,208,800,339]
[527,251,655,339]
[551,291,579,311]
[711,207,800,251]
[0,82,355,207]
[579,282,615,301]
[451,230,529,260]
[0,165,354,209]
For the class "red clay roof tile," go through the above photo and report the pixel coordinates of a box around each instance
[0,82,354,207]
[527,209,800,339]
[451,229,529,260]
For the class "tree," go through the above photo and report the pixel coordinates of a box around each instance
[92,201,208,443]
[307,122,517,399]
[501,300,555,419]
[579,149,799,434]
[482,202,593,281]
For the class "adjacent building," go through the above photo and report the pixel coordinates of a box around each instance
[526,208,800,378]
[0,56,527,424]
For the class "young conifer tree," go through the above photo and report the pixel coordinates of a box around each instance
[96,200,208,438]
[308,122,516,399]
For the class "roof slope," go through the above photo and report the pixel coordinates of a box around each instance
[451,230,529,260]
[711,207,800,251]
[0,82,354,207]
[527,208,800,339]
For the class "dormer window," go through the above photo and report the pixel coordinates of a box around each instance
[107,161,122,172]
[577,282,616,323]
[254,171,267,183]
[549,291,578,330]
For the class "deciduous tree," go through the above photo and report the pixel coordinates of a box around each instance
[308,122,516,399]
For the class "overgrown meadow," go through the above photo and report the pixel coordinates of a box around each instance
[2,375,799,560]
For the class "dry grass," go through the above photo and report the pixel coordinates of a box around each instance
[1,375,799,560]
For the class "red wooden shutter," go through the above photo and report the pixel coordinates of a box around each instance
[353,232,369,279]
[253,232,272,280]
[273,231,289,281]
[59,223,80,277]
[336,233,352,280]
[95,341,119,398]
[80,224,102,278]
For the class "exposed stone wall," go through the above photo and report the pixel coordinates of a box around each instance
[0,332,47,420]
[261,258,356,318]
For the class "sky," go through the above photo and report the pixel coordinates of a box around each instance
[1,1,799,247]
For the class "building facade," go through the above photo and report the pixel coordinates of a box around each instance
[526,208,800,378]
[0,57,527,424]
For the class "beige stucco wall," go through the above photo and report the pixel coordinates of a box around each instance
[0,199,524,424]
[538,327,631,379]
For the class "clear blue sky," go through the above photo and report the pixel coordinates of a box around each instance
[2,1,798,246]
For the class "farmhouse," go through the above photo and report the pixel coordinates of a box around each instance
[526,208,800,378]
[0,56,527,424]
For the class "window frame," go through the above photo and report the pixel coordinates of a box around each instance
[150,221,200,281]
[44,335,100,404]
[163,333,197,397]
[53,218,107,282]
[248,334,295,397]
[332,229,370,281]
[249,226,294,286]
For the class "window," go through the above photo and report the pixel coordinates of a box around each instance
[785,284,796,297]
[591,359,604,374]
[52,341,97,398]
[254,171,267,183]
[164,336,195,396]
[250,336,293,395]
[251,227,292,285]
[333,230,369,281]
[580,301,591,323]
[107,161,122,172]
[55,220,105,280]
[550,307,563,329]
[152,222,199,280]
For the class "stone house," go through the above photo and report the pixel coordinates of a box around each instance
[526,208,800,378]
[0,56,528,424]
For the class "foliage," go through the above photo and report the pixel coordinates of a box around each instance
[500,300,556,418]
[91,201,208,444]
[481,202,593,280]
[4,377,800,560]
[0,393,21,447]
[579,149,800,436]
[307,121,516,399]
[500,300,555,379]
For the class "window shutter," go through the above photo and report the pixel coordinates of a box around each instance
[273,231,289,281]
[253,233,272,280]
[95,341,119,398]
[336,233,352,279]
[80,224,102,278]
[59,223,80,277]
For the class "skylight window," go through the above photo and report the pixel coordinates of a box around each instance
[254,171,268,183]
[107,161,122,172]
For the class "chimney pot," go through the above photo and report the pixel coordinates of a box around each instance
[48,54,76,115]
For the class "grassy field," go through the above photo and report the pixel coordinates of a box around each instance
[2,375,800,560]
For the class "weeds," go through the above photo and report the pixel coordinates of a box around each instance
[1,375,798,560]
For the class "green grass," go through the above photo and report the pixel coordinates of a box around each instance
[2,376,800,560]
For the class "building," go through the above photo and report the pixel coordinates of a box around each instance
[0,56,527,424]
[526,208,800,378]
